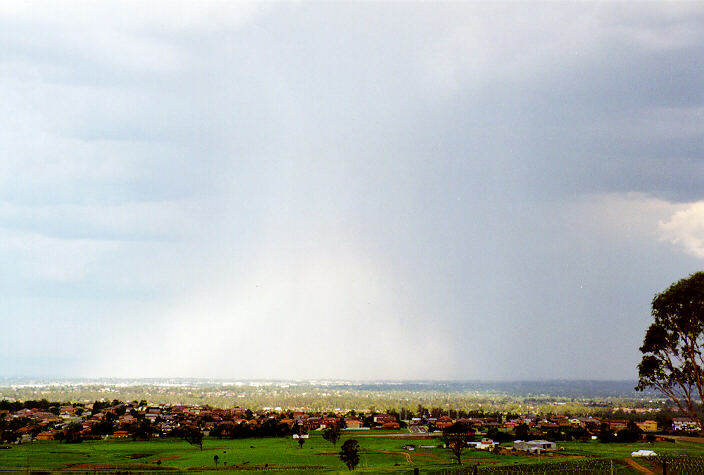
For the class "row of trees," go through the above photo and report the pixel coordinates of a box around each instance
[209,418,295,439]
[0,399,149,415]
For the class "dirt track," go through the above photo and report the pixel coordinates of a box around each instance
[153,455,181,461]
[623,457,656,474]
[668,435,704,444]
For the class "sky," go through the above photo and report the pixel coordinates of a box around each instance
[1,1,704,381]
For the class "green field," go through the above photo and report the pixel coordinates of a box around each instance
[1,432,703,473]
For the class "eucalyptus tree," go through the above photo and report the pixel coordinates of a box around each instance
[637,272,704,428]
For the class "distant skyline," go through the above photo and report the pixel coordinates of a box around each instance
[1,2,703,381]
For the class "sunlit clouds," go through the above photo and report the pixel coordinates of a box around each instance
[660,201,704,259]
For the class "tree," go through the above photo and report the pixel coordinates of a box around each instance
[339,439,360,470]
[134,419,153,441]
[91,419,115,436]
[616,427,641,443]
[323,425,342,446]
[636,272,704,429]
[486,427,511,443]
[91,401,106,415]
[442,421,473,465]
[514,423,529,441]
[598,423,613,443]
[181,426,203,451]
[64,422,83,444]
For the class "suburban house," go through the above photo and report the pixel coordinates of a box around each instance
[373,414,397,424]
[344,418,364,429]
[305,416,321,430]
[118,414,135,425]
[435,416,454,429]
[514,440,557,453]
[320,416,339,428]
[35,431,58,441]
[60,406,78,417]
[503,421,518,430]
[672,418,702,432]
[636,420,658,432]
[373,414,400,429]
[279,418,295,428]
[468,438,498,450]
[603,420,629,431]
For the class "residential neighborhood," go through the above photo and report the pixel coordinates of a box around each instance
[1,397,700,449]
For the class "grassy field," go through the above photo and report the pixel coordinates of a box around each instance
[1,431,703,473]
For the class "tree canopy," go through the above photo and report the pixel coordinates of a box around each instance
[442,421,473,465]
[636,272,704,428]
[179,426,203,450]
[339,439,360,471]
[323,425,342,446]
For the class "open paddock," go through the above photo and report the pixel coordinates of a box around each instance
[0,432,702,472]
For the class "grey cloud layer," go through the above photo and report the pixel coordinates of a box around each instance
[1,2,703,379]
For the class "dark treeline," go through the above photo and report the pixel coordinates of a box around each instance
[0,399,80,413]
[209,419,297,439]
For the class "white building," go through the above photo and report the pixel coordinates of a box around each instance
[673,417,701,432]
[632,450,657,457]
[513,440,557,453]
[468,438,498,450]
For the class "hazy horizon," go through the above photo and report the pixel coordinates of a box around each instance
[2,2,704,381]
[0,376,642,383]
[1,378,658,401]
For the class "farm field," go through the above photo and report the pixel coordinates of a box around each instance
[1,431,704,473]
